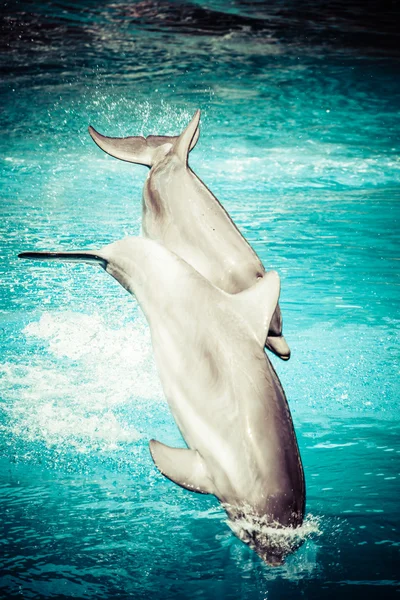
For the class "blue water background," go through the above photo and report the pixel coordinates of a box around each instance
[1,1,399,598]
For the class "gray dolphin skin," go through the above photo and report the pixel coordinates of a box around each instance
[19,240,305,565]
[88,111,291,361]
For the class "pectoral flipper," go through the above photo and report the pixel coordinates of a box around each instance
[149,439,214,495]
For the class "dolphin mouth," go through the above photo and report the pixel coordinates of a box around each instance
[225,509,320,567]
[230,519,303,566]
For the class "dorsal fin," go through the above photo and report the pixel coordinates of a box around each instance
[173,109,201,163]
[229,270,281,347]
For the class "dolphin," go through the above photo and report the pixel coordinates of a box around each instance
[19,238,305,565]
[88,111,291,361]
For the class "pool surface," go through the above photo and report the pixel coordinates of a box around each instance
[1,1,399,598]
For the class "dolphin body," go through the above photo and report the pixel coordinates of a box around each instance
[19,238,305,565]
[88,111,291,361]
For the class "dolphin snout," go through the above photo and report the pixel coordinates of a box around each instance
[251,529,305,567]
[254,545,286,567]
[227,512,305,567]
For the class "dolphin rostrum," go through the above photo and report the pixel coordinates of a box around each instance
[88,111,291,361]
[19,238,305,565]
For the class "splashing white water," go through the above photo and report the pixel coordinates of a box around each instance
[227,510,321,562]
[23,311,163,401]
[1,311,165,453]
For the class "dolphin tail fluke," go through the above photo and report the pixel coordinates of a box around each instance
[173,109,201,163]
[149,439,214,495]
[18,251,107,269]
[88,127,154,166]
[89,116,200,167]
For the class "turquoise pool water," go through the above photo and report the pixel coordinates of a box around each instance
[1,1,399,598]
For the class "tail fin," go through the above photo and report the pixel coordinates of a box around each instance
[88,114,200,167]
[18,251,107,269]
[173,110,201,164]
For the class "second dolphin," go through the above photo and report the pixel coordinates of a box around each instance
[88,110,291,361]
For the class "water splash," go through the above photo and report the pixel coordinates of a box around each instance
[0,311,165,457]
[227,511,321,565]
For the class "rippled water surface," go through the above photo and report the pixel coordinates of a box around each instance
[1,1,399,598]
